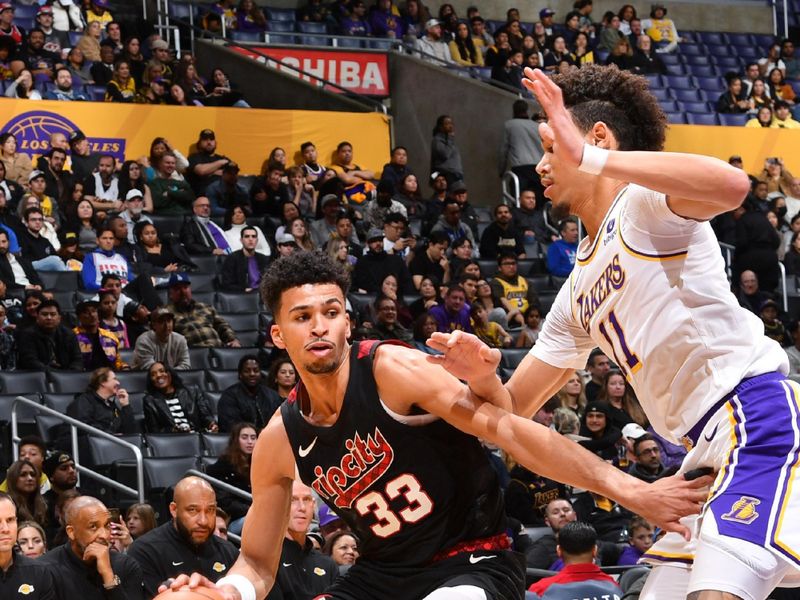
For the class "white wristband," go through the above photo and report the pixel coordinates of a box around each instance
[216,574,256,600]
[578,143,609,175]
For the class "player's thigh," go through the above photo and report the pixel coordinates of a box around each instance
[421,585,487,600]
[639,564,691,600]
[688,534,790,600]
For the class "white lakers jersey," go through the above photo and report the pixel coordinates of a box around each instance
[531,184,788,442]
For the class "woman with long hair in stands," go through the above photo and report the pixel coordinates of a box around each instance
[327,237,356,273]
[173,60,209,104]
[63,198,99,253]
[268,358,298,400]
[17,520,47,558]
[4,69,42,101]
[206,422,257,535]
[0,132,32,186]
[76,20,102,62]
[223,204,271,255]
[125,503,157,539]
[119,160,154,213]
[133,221,196,274]
[599,369,649,430]
[122,36,146,86]
[747,77,772,114]
[142,137,189,182]
[556,370,588,417]
[105,59,136,103]
[572,31,594,65]
[289,216,315,251]
[393,173,424,217]
[143,362,218,433]
[6,459,47,527]
[274,200,301,241]
[768,67,797,105]
[206,67,250,107]
[746,105,775,128]
[449,22,483,67]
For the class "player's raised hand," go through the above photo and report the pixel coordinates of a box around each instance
[522,67,585,169]
[625,472,714,541]
[426,331,501,382]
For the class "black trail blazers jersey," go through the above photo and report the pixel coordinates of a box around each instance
[281,340,508,567]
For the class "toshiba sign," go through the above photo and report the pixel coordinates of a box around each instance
[232,46,390,97]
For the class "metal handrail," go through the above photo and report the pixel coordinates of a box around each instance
[11,396,146,503]
[502,171,521,207]
[779,260,788,313]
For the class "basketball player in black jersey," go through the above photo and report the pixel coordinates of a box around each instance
[166,251,709,600]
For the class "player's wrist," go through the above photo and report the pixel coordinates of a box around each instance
[216,574,255,600]
[578,143,609,175]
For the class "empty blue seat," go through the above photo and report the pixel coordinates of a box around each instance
[231,31,262,42]
[333,36,363,48]
[686,113,720,125]
[699,32,726,46]
[695,76,724,93]
[689,64,719,78]
[267,8,296,21]
[673,88,702,102]
[665,111,687,124]
[725,33,752,47]
[736,46,759,59]
[680,43,704,56]
[644,73,664,88]
[169,2,194,19]
[13,18,33,31]
[665,74,694,89]
[679,100,709,113]
[684,54,712,66]
[680,30,699,44]
[659,99,679,112]
[715,56,743,71]
[659,52,681,65]
[752,33,776,49]
[705,44,730,58]
[297,21,327,33]
[472,67,492,80]
[649,87,673,101]
[718,113,749,126]
[268,20,295,32]
[666,63,688,76]
[13,5,37,18]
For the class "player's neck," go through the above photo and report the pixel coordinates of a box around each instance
[574,178,627,241]
[297,346,352,425]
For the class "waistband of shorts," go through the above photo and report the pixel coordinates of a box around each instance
[429,532,511,563]
[683,371,786,446]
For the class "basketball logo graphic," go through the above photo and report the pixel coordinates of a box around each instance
[2,110,126,161]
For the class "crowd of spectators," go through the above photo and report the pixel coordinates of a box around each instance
[0,2,250,107]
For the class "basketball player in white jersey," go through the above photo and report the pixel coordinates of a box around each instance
[429,65,800,600]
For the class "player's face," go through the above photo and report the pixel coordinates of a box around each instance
[630,526,654,553]
[271,284,350,375]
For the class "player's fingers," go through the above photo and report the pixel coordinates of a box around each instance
[187,572,209,588]
[479,345,502,364]
[446,329,464,348]
[428,331,451,346]
[425,354,446,365]
[169,575,191,590]
[425,337,449,352]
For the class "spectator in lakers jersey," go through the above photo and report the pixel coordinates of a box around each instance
[490,251,538,327]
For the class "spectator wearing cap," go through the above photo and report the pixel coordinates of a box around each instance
[0,4,24,50]
[626,433,666,483]
[220,226,270,292]
[352,228,413,294]
[275,233,298,257]
[363,180,407,230]
[528,522,622,597]
[641,3,680,53]
[44,67,89,101]
[132,307,191,369]
[539,7,556,36]
[310,194,347,248]
[577,401,622,463]
[430,199,476,247]
[760,297,787,345]
[205,161,248,216]
[36,5,69,55]
[73,299,126,371]
[86,0,114,26]
[0,228,42,290]
[16,299,82,370]
[166,273,241,348]
[28,169,61,229]
[414,19,453,65]
[180,196,231,256]
[217,355,282,433]
[149,39,174,82]
[187,129,232,196]
[118,190,153,244]
[19,206,67,272]
[68,131,100,183]
[150,152,196,215]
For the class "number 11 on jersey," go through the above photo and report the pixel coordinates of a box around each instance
[598,310,642,377]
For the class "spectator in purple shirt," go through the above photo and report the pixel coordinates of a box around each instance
[429,283,472,333]
[369,0,404,38]
[340,0,372,36]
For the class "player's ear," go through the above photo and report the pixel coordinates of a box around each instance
[345,311,352,340]
[590,121,616,150]
[271,324,286,349]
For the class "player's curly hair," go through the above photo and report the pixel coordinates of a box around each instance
[552,64,667,152]
[260,250,351,313]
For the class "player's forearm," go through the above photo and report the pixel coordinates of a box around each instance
[466,374,513,413]
[603,150,750,211]
[494,410,649,507]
